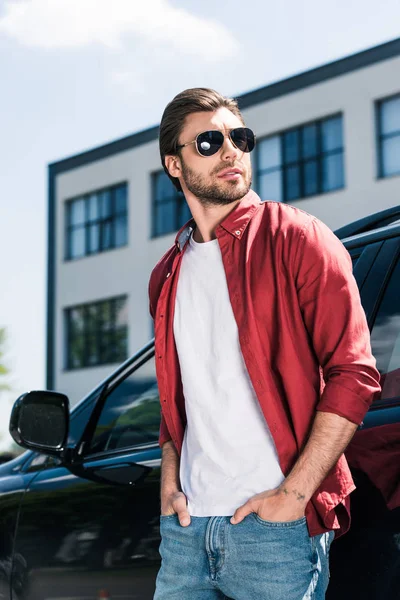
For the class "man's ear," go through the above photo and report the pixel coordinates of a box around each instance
[165,155,182,180]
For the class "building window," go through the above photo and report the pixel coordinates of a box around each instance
[65,296,128,370]
[151,171,191,238]
[377,94,400,178]
[65,183,128,260]
[257,115,344,203]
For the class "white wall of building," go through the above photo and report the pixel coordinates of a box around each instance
[53,54,400,404]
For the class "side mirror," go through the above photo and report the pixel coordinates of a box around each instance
[9,391,70,456]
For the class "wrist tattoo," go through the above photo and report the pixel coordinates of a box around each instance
[281,487,305,502]
[292,488,306,502]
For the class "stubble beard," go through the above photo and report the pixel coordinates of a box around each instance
[181,160,252,208]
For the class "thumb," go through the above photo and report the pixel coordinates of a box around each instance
[230,503,253,525]
[175,494,191,527]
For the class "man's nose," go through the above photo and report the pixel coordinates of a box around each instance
[221,135,240,161]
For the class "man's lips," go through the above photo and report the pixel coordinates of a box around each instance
[217,167,243,180]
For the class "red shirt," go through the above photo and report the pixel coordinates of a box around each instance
[148,190,381,538]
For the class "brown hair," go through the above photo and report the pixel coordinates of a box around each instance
[159,88,244,192]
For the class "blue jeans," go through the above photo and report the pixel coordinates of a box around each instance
[154,514,334,600]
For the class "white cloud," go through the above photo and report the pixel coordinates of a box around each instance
[0,0,239,61]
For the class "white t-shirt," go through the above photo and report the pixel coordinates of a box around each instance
[173,231,285,516]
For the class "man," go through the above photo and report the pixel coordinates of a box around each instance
[149,88,381,599]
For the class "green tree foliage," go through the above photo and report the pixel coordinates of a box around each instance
[0,327,10,392]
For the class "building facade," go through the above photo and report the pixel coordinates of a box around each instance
[47,38,400,404]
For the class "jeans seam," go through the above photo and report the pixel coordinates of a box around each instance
[252,513,307,528]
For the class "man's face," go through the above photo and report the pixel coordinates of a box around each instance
[174,107,253,206]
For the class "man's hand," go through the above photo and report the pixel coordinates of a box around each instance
[230,486,307,525]
[161,490,191,527]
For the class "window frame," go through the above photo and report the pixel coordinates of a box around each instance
[376,93,400,180]
[150,170,190,239]
[255,113,345,203]
[64,182,128,261]
[64,295,128,371]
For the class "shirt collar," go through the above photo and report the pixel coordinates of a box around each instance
[174,190,263,252]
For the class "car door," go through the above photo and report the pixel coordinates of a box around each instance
[327,234,400,600]
[0,452,45,600]
[11,346,162,600]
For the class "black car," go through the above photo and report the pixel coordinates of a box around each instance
[1,206,400,600]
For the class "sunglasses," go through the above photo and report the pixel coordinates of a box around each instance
[177,127,256,157]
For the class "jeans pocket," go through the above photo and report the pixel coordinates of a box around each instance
[252,513,307,528]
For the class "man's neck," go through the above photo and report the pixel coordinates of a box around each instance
[189,198,242,243]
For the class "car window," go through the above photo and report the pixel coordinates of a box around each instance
[348,241,383,288]
[370,255,400,401]
[88,355,160,455]
[24,453,61,473]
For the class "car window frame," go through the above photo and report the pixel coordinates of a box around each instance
[79,345,159,460]
[360,236,400,325]
[348,241,383,289]
[365,236,400,411]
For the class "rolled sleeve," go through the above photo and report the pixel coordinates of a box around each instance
[294,217,381,425]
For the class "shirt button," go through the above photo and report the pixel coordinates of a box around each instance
[158,355,162,359]
[166,272,171,278]
[235,230,241,236]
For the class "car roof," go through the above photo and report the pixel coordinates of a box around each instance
[334,205,400,240]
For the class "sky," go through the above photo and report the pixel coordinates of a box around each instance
[0,0,400,450]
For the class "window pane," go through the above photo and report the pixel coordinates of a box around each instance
[114,216,128,247]
[302,125,318,158]
[88,223,100,253]
[259,170,282,202]
[69,199,85,226]
[102,221,113,249]
[283,130,299,164]
[69,226,85,259]
[258,136,281,170]
[321,117,343,152]
[89,357,160,454]
[113,328,128,362]
[99,300,112,331]
[179,196,192,226]
[370,258,400,400]
[380,97,400,135]
[284,165,300,200]
[88,194,99,222]
[115,297,128,327]
[67,308,85,368]
[322,153,344,192]
[382,136,400,177]
[115,185,127,215]
[155,172,176,202]
[86,304,99,367]
[303,159,319,196]
[155,200,176,236]
[100,190,112,218]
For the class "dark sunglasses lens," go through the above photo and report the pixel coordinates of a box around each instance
[197,131,224,156]
[230,128,255,153]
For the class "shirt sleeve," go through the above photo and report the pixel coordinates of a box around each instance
[148,271,173,448]
[294,217,381,425]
